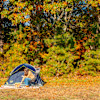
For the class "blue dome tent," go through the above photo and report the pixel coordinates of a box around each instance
[5,63,45,86]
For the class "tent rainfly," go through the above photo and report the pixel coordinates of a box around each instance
[5,63,45,86]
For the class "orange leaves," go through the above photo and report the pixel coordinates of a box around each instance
[1,0,99,79]
[79,40,83,42]
[77,51,81,56]
[6,1,31,25]
[39,52,48,58]
[83,36,88,40]
[63,1,68,6]
[36,5,43,10]
[3,43,10,51]
[74,38,87,58]
[76,44,81,50]
[43,2,67,14]
[24,26,31,32]
[26,17,30,21]
[87,0,99,8]
[14,8,18,12]
[33,32,38,35]
[12,2,26,13]
[83,29,87,33]
[91,1,98,7]
[19,33,23,39]
[29,45,35,50]
[24,18,30,22]
[39,53,45,58]
[25,8,30,15]
[33,42,37,46]
[13,13,18,17]
[28,5,33,11]
[16,2,25,9]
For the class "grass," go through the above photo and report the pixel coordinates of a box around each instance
[0,76,100,100]
[0,78,7,86]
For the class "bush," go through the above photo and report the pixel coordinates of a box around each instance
[0,43,28,78]
[41,45,77,77]
[76,49,100,76]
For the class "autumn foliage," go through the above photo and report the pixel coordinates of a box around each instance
[0,0,100,77]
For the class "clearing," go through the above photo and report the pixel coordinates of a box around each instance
[0,76,100,100]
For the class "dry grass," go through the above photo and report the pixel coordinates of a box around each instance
[0,76,100,100]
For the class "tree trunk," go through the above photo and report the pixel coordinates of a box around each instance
[0,0,3,53]
[0,34,3,53]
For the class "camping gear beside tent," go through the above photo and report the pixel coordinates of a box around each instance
[4,63,45,86]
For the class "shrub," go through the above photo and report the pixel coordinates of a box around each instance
[41,45,76,77]
[0,43,28,78]
[76,49,100,76]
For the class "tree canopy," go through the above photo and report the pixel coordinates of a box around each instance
[0,0,100,77]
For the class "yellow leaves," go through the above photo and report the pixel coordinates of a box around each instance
[39,53,48,58]
[24,18,30,22]
[77,51,81,56]
[43,2,66,14]
[29,45,33,48]
[24,47,28,53]
[14,43,18,48]
[47,32,51,35]
[91,3,97,7]
[10,13,19,25]
[39,53,44,58]
[3,43,10,50]
[8,2,30,24]
[33,32,38,35]
[88,0,99,7]
[18,0,22,2]
[19,33,23,39]
[77,22,84,27]
[45,9,49,13]
[16,2,25,9]
[13,2,26,12]
[96,66,100,71]
[51,11,56,14]
[24,26,31,31]
[9,0,15,2]
[25,8,31,15]
[74,56,80,60]
[28,5,33,10]
[1,9,10,18]
[76,44,81,50]
[29,45,35,50]
[1,43,28,78]
[12,43,22,52]
[14,8,18,12]
[13,13,18,17]
[63,1,67,6]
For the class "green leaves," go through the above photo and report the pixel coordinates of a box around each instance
[1,9,9,17]
[0,0,100,78]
